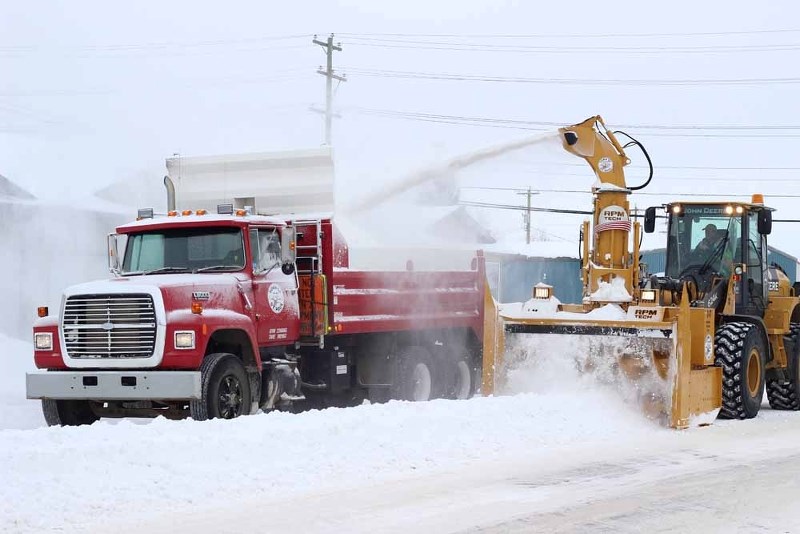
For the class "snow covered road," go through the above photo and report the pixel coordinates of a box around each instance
[4,330,800,533]
[113,415,800,534]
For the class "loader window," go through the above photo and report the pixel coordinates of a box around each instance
[665,206,741,279]
[746,211,766,311]
[122,227,245,274]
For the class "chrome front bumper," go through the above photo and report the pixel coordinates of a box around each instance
[26,371,201,400]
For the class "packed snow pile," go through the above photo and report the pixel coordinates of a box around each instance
[1,382,660,533]
[500,298,627,321]
[590,276,632,302]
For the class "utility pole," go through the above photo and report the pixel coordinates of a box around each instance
[313,34,346,145]
[516,187,537,244]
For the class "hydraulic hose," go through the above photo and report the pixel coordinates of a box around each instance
[613,130,653,191]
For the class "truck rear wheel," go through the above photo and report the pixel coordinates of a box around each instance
[190,353,252,421]
[392,346,435,402]
[41,399,99,427]
[442,349,476,400]
[715,322,766,420]
[766,323,800,410]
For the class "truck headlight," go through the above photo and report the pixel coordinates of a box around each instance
[174,330,195,350]
[34,332,53,351]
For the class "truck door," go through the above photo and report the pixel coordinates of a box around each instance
[249,226,300,346]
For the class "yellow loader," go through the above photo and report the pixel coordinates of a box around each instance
[481,116,800,428]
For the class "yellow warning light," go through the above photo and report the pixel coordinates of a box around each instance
[752,193,764,205]
[235,209,247,216]
[182,210,193,216]
[168,211,178,217]
[196,209,207,215]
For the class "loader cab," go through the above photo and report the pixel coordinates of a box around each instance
[659,201,771,317]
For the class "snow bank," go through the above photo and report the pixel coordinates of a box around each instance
[0,386,660,533]
[0,334,43,430]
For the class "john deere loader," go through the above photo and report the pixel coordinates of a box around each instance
[481,116,800,428]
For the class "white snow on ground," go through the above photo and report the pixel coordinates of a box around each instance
[6,330,800,533]
[0,334,44,430]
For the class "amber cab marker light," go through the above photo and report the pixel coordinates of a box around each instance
[191,302,203,314]
[195,209,207,215]
[181,209,193,216]
[37,306,48,318]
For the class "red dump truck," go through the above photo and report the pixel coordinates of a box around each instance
[25,150,488,425]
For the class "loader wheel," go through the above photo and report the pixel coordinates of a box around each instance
[392,346,435,402]
[41,399,99,427]
[190,353,252,421]
[766,323,800,410]
[715,322,766,420]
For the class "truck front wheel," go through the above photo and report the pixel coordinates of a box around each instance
[190,353,252,421]
[41,399,99,427]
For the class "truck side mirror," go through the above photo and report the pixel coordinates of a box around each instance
[644,206,656,234]
[758,209,772,235]
[281,226,297,275]
[107,233,122,275]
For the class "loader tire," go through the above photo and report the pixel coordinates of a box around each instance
[190,353,252,421]
[41,399,99,427]
[392,346,435,402]
[715,322,766,420]
[766,323,800,410]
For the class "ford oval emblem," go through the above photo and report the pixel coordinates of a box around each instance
[101,321,115,331]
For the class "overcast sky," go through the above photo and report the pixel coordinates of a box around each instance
[2,1,799,254]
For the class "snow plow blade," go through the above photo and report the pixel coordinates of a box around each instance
[482,293,722,429]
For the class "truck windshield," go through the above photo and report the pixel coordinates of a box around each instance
[122,227,246,274]
[665,205,741,279]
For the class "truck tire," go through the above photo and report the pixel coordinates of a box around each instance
[766,323,800,410]
[190,353,252,421]
[391,346,435,402]
[715,322,766,420]
[442,349,476,400]
[41,399,99,427]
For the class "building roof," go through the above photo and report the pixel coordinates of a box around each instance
[0,174,35,200]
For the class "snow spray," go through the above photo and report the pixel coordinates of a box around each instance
[343,132,559,214]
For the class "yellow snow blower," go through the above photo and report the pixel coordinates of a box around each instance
[482,116,800,428]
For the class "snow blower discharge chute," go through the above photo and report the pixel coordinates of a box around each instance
[481,115,800,429]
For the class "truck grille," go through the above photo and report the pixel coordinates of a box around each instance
[62,294,157,359]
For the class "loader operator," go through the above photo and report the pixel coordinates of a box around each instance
[693,223,723,259]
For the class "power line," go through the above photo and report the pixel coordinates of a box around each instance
[461,187,800,199]
[350,107,800,130]
[0,34,310,54]
[338,29,800,39]
[351,107,800,139]
[347,39,800,55]
[346,68,800,86]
